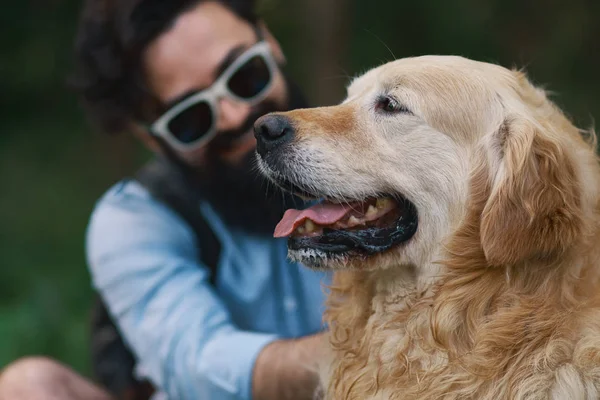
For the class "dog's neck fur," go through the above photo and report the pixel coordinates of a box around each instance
[323,251,600,400]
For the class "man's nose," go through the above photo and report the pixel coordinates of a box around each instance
[216,97,252,132]
[253,114,295,156]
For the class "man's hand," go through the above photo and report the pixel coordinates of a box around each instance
[252,333,326,400]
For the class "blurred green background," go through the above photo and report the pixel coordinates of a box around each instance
[1,0,598,377]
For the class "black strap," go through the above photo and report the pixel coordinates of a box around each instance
[134,157,221,283]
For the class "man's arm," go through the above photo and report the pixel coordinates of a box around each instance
[253,334,324,400]
[86,183,323,400]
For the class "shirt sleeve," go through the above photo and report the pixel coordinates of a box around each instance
[85,182,279,400]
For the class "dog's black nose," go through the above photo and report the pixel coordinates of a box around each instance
[254,114,294,155]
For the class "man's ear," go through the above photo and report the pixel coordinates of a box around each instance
[257,20,286,65]
[480,117,583,265]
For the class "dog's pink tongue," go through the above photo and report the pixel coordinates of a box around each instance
[274,202,354,238]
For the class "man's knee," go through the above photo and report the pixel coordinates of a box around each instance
[0,356,114,400]
[1,356,64,385]
[0,357,66,396]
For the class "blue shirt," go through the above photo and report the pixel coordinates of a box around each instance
[85,180,330,400]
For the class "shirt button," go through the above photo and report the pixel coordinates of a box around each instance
[284,297,297,312]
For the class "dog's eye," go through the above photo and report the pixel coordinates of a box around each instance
[375,96,410,114]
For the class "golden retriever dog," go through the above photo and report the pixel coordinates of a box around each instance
[253,55,600,399]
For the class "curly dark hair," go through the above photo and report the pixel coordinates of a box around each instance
[69,0,257,134]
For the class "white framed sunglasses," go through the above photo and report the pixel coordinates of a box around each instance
[150,41,277,151]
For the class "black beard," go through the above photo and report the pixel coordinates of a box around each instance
[195,151,305,236]
[194,70,310,236]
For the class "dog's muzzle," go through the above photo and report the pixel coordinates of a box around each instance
[254,114,295,157]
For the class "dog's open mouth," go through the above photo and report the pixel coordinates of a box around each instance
[274,195,418,257]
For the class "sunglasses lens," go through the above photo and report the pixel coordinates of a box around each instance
[227,54,271,99]
[167,101,213,144]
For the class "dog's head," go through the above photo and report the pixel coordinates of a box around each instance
[255,56,598,273]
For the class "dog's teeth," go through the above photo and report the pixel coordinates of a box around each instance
[348,216,362,226]
[366,205,378,218]
[376,198,392,209]
[297,225,306,234]
[305,219,316,233]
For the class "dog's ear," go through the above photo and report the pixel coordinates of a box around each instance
[480,117,582,265]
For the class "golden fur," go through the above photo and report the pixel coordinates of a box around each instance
[259,56,600,399]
